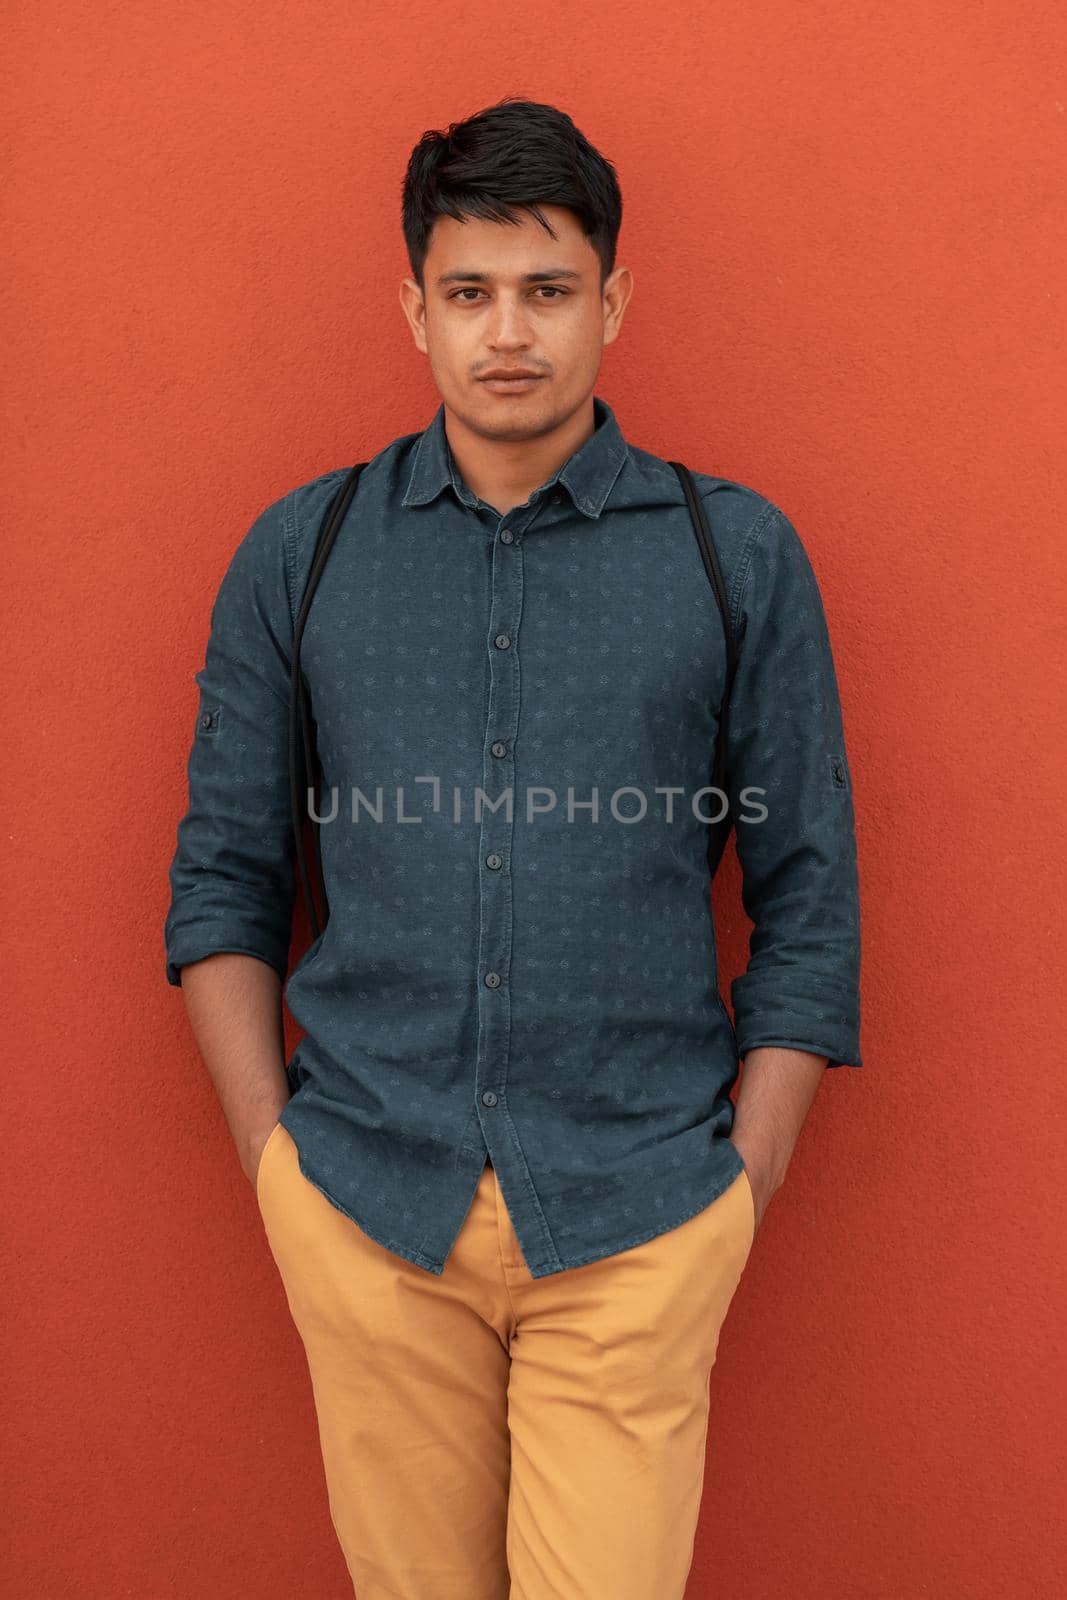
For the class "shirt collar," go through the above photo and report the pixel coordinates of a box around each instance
[401,394,630,520]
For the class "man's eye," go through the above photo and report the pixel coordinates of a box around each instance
[449,287,567,302]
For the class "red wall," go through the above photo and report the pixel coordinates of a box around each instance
[5,3,1064,1595]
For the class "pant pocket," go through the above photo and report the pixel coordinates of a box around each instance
[254,1119,286,1206]
[736,1166,757,1253]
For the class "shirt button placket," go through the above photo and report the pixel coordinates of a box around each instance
[474,497,537,1155]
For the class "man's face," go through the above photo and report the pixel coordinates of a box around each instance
[399,203,632,441]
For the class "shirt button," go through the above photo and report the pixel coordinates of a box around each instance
[200,712,213,729]
[484,971,502,988]
[494,633,511,649]
[551,491,564,504]
[490,741,508,758]
[486,853,503,870]
[500,529,514,544]
[481,1091,498,1107]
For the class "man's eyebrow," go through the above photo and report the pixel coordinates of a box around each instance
[435,268,584,286]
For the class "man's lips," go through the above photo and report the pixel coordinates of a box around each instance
[478,373,545,393]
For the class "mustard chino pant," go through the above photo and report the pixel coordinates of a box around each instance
[256,1121,756,1600]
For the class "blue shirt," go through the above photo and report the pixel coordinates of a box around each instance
[164,395,862,1279]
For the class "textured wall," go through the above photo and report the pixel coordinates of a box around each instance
[4,2,1064,1596]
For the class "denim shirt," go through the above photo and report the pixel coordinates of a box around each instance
[164,395,862,1279]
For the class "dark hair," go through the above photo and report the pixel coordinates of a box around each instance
[401,97,623,292]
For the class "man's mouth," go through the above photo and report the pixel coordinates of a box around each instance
[479,374,545,394]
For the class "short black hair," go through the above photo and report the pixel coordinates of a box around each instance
[401,97,623,292]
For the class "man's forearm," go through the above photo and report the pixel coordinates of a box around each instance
[179,952,291,1182]
[731,1045,827,1197]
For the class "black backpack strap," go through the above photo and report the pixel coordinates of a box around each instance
[289,463,366,941]
[667,461,738,878]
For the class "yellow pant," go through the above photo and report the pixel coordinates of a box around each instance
[256,1121,756,1599]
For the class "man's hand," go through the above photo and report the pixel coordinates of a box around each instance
[176,954,293,1193]
[731,1044,831,1237]
[731,1140,773,1238]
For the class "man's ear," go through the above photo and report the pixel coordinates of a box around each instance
[601,265,634,349]
[399,278,429,355]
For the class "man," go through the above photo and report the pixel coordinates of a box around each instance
[164,96,862,1599]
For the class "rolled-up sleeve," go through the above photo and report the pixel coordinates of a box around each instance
[725,505,863,1068]
[164,492,297,987]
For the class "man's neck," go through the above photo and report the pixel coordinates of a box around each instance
[443,397,596,515]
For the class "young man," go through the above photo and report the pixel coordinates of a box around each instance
[164,97,862,1600]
